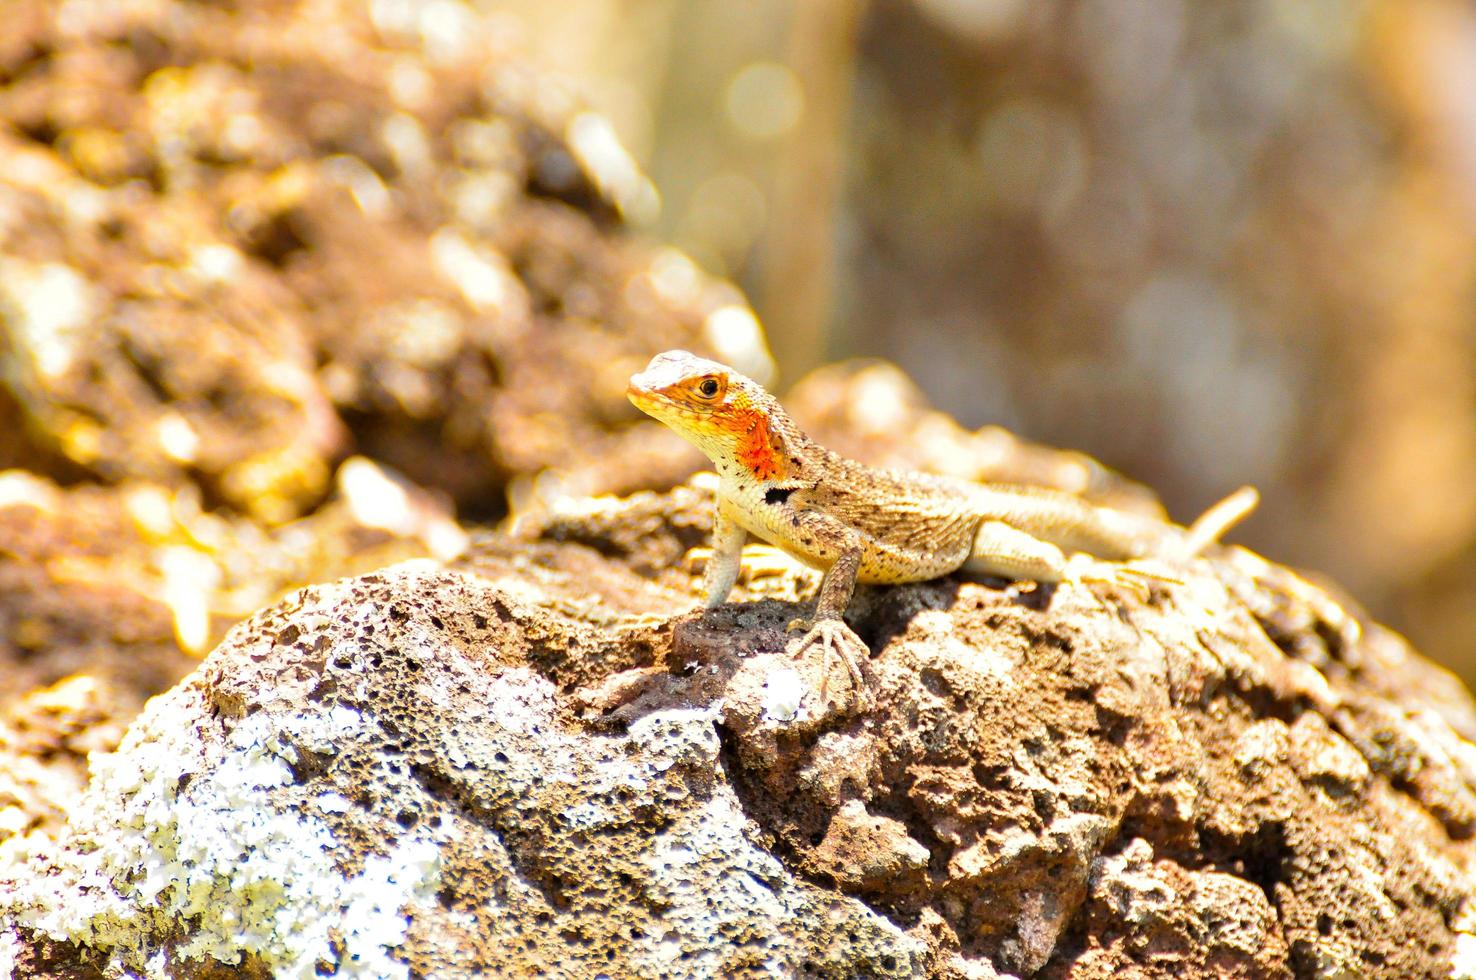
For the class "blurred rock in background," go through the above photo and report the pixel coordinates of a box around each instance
[0,0,780,738]
[0,0,772,529]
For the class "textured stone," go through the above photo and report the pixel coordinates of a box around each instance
[2,562,922,978]
[3,484,1473,977]
[0,0,764,521]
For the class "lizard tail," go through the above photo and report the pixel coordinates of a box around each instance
[1183,485,1259,556]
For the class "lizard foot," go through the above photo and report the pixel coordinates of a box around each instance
[786,617,873,709]
[1066,556,1181,603]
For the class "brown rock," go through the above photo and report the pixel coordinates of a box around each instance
[812,800,932,896]
[0,0,767,521]
[2,485,1472,978]
[0,473,198,712]
[1074,837,1292,978]
[0,465,464,718]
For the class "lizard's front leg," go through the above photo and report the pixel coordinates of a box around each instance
[782,515,871,706]
[701,506,748,608]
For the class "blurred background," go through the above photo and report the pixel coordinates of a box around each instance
[0,0,1473,729]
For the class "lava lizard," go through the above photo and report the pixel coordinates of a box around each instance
[628,349,1257,703]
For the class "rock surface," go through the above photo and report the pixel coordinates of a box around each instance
[0,0,766,522]
[0,0,767,915]
[4,486,1474,978]
[0,461,464,870]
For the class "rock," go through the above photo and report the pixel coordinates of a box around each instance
[812,800,932,895]
[0,676,129,870]
[0,0,767,521]
[2,562,923,979]
[1078,837,1291,978]
[2,485,1473,977]
[0,472,199,710]
[0,464,462,712]
[0,461,467,872]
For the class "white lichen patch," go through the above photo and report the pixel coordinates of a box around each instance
[1453,900,1476,980]
[316,792,354,815]
[334,833,442,978]
[641,791,792,974]
[762,667,807,722]
[0,926,19,980]
[7,687,439,979]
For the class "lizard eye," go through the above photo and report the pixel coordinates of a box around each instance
[698,377,720,398]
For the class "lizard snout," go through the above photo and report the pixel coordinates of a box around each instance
[627,377,670,418]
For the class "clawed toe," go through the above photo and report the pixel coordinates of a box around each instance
[1117,565,1181,600]
[1070,561,1181,602]
[788,618,873,710]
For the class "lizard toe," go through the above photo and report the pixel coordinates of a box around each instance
[787,619,872,710]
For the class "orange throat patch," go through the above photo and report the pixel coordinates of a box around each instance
[730,409,787,481]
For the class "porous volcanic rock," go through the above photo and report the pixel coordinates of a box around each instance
[0,461,465,871]
[3,486,1475,978]
[1,559,921,979]
[0,0,764,521]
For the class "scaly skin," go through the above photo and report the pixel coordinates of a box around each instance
[628,350,1257,705]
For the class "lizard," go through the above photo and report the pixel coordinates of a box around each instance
[627,349,1258,704]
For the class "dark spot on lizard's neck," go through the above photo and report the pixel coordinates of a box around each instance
[764,486,794,506]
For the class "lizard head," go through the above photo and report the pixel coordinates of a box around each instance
[628,350,789,480]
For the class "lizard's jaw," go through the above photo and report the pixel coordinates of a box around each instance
[626,385,688,429]
[627,386,737,462]
[625,383,661,416]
